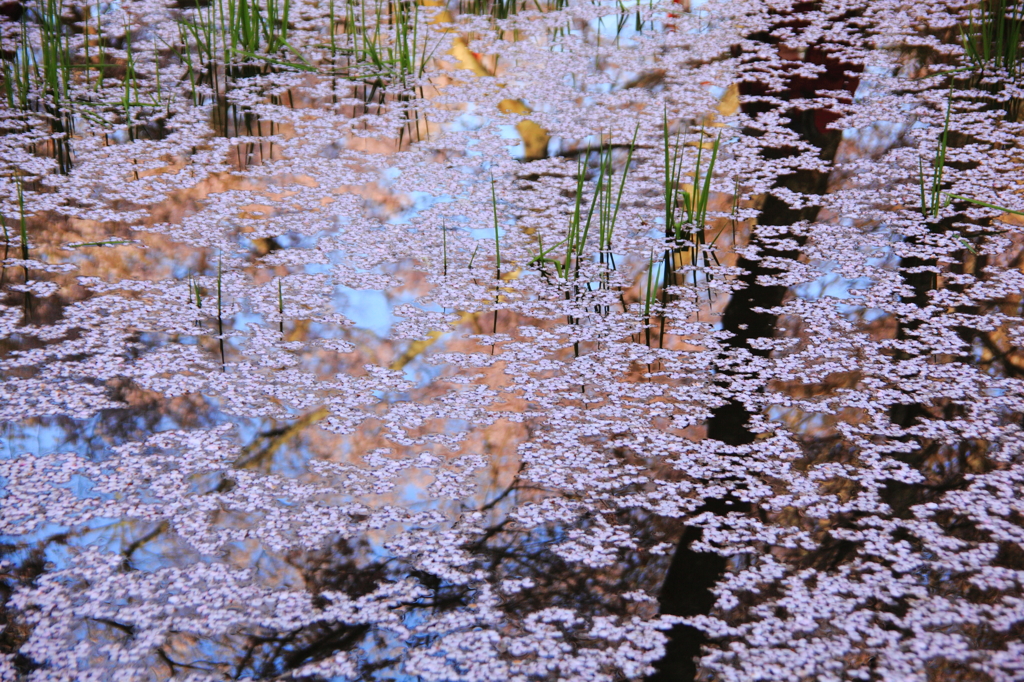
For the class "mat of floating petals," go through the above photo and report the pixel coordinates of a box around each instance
[1,0,1024,679]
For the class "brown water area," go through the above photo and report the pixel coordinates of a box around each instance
[1,0,1024,680]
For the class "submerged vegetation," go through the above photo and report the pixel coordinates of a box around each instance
[1,0,1024,680]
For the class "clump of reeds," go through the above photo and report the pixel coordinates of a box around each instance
[659,110,721,339]
[641,250,661,349]
[458,0,519,20]
[920,84,954,218]
[1,0,78,171]
[961,0,1022,77]
[523,130,640,352]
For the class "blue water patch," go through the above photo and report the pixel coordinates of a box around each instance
[334,286,394,338]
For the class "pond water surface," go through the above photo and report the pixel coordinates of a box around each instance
[2,0,1024,680]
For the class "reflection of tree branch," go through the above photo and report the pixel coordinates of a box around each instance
[391,295,521,372]
[91,617,135,637]
[234,406,329,470]
[390,329,449,372]
[468,518,512,552]
[14,523,117,552]
[157,647,218,676]
[234,637,258,680]
[470,459,525,513]
[473,480,518,513]
[282,623,370,672]
[979,329,1024,377]
[233,623,371,680]
[121,520,169,570]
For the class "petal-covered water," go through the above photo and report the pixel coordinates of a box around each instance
[2,0,1024,679]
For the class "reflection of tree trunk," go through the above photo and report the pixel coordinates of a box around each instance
[650,22,860,681]
[885,133,976,518]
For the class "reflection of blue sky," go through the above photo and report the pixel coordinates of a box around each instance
[232,311,263,333]
[389,191,452,225]
[3,421,65,458]
[0,393,261,460]
[335,286,394,337]
[453,112,544,160]
[841,120,909,156]
[450,110,484,133]
[467,219,505,241]
[793,269,887,322]
[794,267,871,300]
[792,224,892,322]
[0,517,128,572]
[323,172,456,338]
